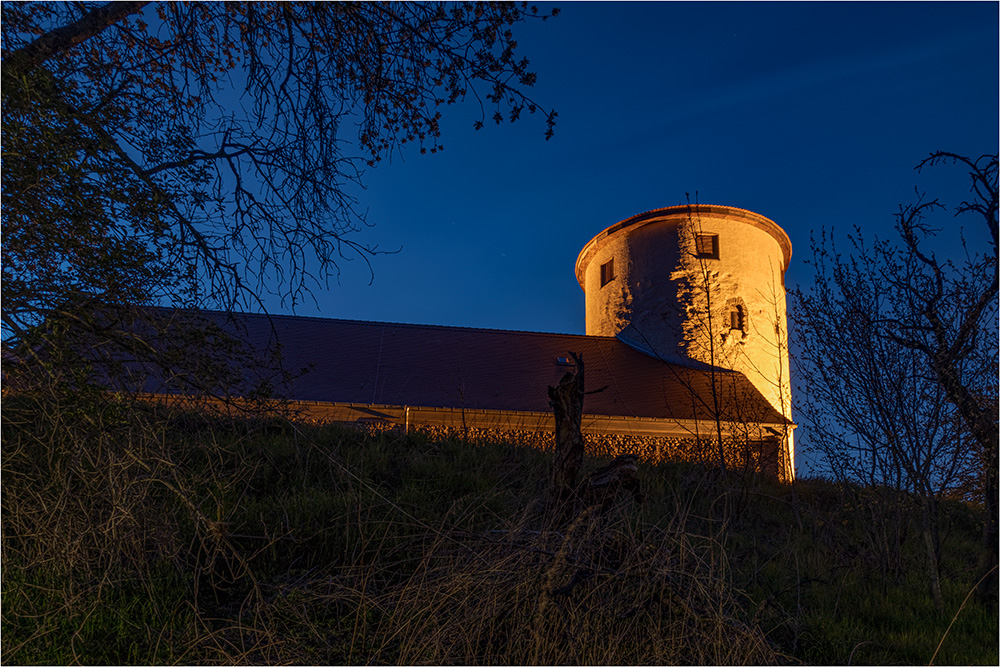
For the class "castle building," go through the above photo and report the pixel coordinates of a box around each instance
[151,204,796,480]
[576,205,795,474]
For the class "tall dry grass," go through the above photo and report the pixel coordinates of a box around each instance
[2,370,787,664]
[257,500,781,664]
[3,374,995,664]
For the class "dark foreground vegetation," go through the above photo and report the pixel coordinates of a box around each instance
[2,397,996,665]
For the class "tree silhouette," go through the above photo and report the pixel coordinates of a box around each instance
[2,1,558,342]
[793,152,998,607]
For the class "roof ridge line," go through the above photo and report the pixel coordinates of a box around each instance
[150,305,604,340]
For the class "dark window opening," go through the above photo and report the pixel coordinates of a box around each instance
[696,233,719,259]
[729,304,744,331]
[600,258,616,287]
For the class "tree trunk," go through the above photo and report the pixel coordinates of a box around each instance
[931,357,998,603]
[977,439,998,603]
[920,495,944,612]
[585,454,644,508]
[8,1,151,73]
[548,352,585,502]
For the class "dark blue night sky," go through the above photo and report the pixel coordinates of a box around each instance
[262,2,998,337]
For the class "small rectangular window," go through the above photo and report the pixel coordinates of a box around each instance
[696,233,719,259]
[600,258,616,287]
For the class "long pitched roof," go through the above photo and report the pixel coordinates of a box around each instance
[164,310,787,425]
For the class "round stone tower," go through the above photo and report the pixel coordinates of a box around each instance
[576,204,794,473]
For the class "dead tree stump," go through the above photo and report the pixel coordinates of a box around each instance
[584,454,644,508]
[547,352,643,521]
[548,352,586,502]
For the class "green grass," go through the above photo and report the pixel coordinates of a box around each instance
[2,405,997,664]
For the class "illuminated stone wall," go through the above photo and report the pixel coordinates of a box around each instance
[348,422,783,479]
[576,205,794,478]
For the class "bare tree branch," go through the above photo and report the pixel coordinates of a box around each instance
[5,1,150,71]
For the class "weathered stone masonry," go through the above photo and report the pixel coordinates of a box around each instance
[576,205,794,479]
[290,401,785,479]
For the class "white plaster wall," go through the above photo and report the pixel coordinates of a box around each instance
[672,214,792,421]
[583,221,684,350]
[578,206,794,477]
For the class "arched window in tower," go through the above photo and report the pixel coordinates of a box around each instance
[724,298,749,340]
[729,303,744,331]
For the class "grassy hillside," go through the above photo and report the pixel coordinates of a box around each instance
[2,402,996,664]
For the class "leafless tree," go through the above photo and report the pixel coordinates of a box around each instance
[793,152,997,607]
[885,152,998,602]
[2,1,557,342]
[2,1,559,406]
